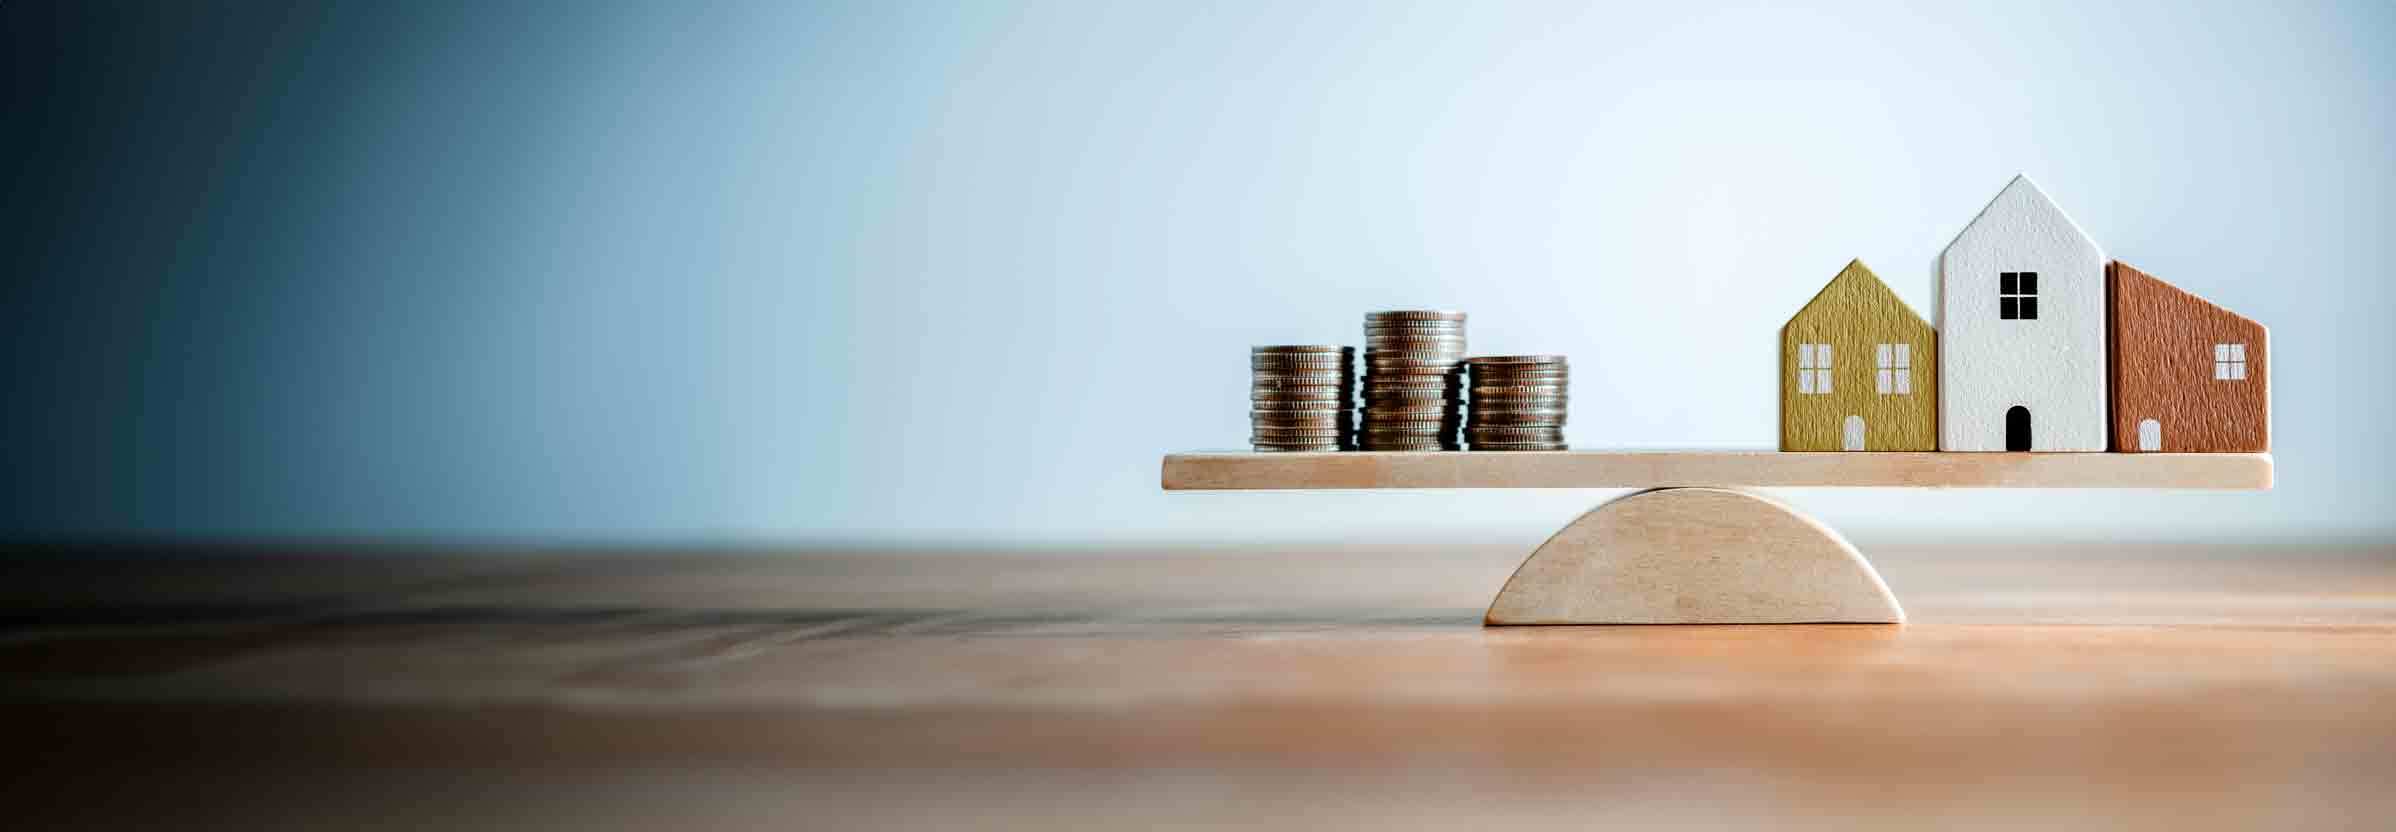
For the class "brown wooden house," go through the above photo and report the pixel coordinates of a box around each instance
[2107,262,2269,452]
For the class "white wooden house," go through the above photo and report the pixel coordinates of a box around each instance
[1937,175,2108,452]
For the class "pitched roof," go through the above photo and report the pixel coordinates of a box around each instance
[1941,174,2099,258]
[1784,258,1931,330]
[2112,261,2263,330]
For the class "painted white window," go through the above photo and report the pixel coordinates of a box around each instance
[2213,343,2247,380]
[1875,343,1912,395]
[1797,343,1832,394]
[2137,418,2161,451]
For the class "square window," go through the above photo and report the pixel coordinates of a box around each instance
[2214,342,2249,381]
[1999,271,2038,321]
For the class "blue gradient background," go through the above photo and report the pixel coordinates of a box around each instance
[5,1,2392,546]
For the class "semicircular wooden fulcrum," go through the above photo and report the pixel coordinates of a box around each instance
[1485,487,1903,625]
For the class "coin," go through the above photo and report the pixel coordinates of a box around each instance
[1466,424,1562,433]
[1363,390,1460,399]
[1468,412,1567,426]
[1456,393,1571,402]
[1466,354,1566,364]
[1360,386,1461,395]
[1252,353,1354,363]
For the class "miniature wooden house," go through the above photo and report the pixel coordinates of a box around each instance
[1780,260,1937,451]
[2107,261,2269,452]
[1938,175,2109,452]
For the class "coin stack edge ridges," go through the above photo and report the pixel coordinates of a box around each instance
[1360,311,1466,451]
[1250,345,1354,452]
[1465,354,1568,451]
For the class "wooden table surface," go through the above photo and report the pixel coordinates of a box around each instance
[4,542,2393,830]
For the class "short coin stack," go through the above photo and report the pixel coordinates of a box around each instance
[1360,311,1467,451]
[1465,355,1569,451]
[1249,346,1355,452]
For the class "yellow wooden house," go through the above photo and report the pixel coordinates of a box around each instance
[1780,260,1937,451]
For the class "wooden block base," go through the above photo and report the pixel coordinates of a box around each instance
[1484,487,1904,625]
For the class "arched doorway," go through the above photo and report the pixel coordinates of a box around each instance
[2005,406,2032,451]
[1842,415,1865,451]
[2138,418,2161,452]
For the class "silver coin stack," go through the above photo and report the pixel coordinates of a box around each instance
[1465,355,1569,451]
[1359,311,1467,451]
[1250,346,1355,452]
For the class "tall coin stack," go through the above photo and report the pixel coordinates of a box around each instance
[1464,355,1568,451]
[1250,346,1355,452]
[1359,311,1467,451]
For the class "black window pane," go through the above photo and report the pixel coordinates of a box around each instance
[2020,297,2038,319]
[2000,272,2017,294]
[2000,297,2018,319]
[2020,272,2037,295]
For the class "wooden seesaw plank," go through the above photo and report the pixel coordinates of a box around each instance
[1161,450,2272,491]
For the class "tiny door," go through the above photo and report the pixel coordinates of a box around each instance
[1842,415,1865,451]
[2006,406,2032,452]
[2138,419,2161,452]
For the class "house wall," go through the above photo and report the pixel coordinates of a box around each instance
[2108,262,2270,452]
[1780,265,1937,451]
[1938,177,2109,451]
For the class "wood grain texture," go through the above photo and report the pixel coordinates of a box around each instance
[1780,259,1937,451]
[1,544,2393,830]
[1939,175,2109,451]
[1485,488,1902,624]
[2109,261,2269,452]
[1161,450,2273,489]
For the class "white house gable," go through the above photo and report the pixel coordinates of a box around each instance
[1937,175,2109,452]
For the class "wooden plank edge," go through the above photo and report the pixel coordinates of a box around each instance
[1160,452,2273,491]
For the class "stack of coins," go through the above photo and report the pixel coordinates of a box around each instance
[1359,311,1467,451]
[1465,355,1568,451]
[1250,346,1354,452]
